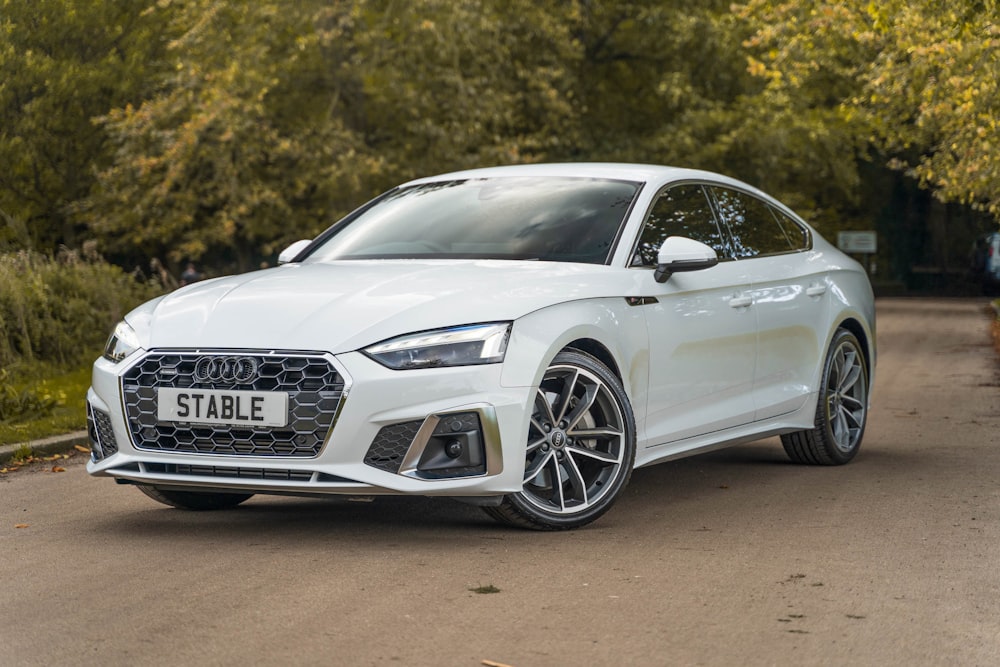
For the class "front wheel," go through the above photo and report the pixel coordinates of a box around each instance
[782,328,869,465]
[484,350,636,530]
[137,485,254,510]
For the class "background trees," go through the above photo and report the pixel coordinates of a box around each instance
[1,0,996,284]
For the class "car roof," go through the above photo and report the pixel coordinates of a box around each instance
[403,163,756,191]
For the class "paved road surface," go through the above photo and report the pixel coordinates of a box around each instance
[2,298,998,666]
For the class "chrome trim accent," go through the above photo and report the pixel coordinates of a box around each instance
[193,356,259,383]
[397,404,503,479]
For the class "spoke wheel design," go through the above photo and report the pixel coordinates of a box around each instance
[825,340,867,453]
[782,329,869,465]
[485,350,636,530]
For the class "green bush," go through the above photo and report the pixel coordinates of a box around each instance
[0,369,55,422]
[0,249,163,370]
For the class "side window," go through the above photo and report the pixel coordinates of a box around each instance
[710,187,795,258]
[770,206,810,251]
[632,184,729,266]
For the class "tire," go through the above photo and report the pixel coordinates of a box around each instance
[782,328,869,465]
[137,485,254,511]
[484,349,636,530]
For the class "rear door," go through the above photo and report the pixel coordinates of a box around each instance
[708,186,828,421]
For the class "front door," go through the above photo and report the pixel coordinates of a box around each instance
[631,184,757,449]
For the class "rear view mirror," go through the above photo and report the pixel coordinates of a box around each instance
[277,239,313,265]
[654,237,719,283]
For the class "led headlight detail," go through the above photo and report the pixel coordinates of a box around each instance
[364,322,511,370]
[102,320,141,362]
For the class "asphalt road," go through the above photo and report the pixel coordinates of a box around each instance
[2,298,998,666]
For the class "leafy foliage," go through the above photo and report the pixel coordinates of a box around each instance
[0,0,171,250]
[83,0,592,270]
[0,369,55,422]
[0,249,162,368]
[0,0,997,276]
[737,0,1000,217]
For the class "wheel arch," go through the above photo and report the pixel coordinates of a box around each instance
[562,338,622,381]
[837,317,872,380]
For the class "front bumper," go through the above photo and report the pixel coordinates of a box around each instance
[86,349,533,497]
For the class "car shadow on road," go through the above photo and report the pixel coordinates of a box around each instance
[87,439,917,542]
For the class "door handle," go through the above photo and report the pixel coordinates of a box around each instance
[806,284,827,297]
[729,295,752,308]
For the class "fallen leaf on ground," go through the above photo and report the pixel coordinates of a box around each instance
[51,466,66,473]
[74,445,90,453]
[15,524,29,529]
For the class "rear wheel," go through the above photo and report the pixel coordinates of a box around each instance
[782,329,869,465]
[137,485,254,511]
[484,350,636,530]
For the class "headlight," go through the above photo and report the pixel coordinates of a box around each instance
[102,320,141,362]
[364,322,511,370]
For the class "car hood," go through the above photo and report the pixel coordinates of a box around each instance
[135,260,646,353]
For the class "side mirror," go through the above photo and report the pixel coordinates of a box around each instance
[654,237,719,283]
[277,239,313,265]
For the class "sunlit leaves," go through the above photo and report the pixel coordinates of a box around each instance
[737,0,1000,218]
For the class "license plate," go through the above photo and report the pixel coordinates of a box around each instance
[157,388,288,427]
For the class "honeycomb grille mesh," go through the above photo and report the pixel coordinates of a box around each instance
[364,420,423,473]
[121,351,344,457]
[87,404,119,460]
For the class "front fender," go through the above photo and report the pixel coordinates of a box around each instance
[500,297,650,415]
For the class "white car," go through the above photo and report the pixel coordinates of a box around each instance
[87,163,875,530]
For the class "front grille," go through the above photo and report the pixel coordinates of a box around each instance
[122,351,345,457]
[144,463,315,482]
[87,404,119,461]
[364,420,423,473]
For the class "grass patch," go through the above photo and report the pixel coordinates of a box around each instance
[0,360,93,446]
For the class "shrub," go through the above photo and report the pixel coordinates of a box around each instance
[0,249,163,370]
[0,369,55,422]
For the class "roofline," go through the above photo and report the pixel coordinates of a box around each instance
[401,162,769,195]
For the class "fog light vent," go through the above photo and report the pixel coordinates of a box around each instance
[415,411,486,479]
[87,404,119,461]
[364,420,423,473]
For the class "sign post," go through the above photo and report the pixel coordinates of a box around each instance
[837,231,877,274]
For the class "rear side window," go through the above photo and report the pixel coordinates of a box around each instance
[769,207,810,251]
[632,184,731,266]
[710,187,796,258]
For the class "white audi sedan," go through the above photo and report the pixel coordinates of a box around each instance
[87,163,875,530]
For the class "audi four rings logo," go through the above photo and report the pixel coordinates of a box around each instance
[193,356,259,383]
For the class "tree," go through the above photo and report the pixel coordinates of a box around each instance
[0,0,169,250]
[736,0,1000,220]
[84,0,585,271]
[84,1,372,271]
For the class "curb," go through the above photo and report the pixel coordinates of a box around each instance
[0,430,90,465]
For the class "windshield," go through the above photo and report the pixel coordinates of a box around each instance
[304,177,641,264]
